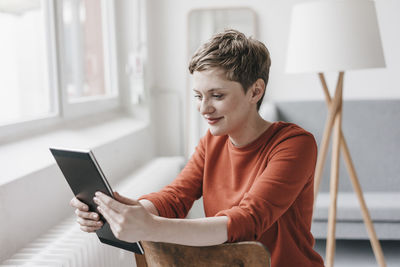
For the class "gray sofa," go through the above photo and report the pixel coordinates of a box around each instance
[261,100,400,240]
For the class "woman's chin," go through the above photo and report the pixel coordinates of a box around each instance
[209,126,226,136]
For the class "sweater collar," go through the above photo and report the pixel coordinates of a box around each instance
[227,121,283,153]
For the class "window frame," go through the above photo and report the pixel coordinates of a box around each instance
[0,0,122,142]
[56,0,120,119]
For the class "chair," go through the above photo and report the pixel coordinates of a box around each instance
[134,241,271,267]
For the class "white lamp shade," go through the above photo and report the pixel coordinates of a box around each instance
[286,0,385,73]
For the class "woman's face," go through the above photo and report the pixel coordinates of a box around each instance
[192,68,254,137]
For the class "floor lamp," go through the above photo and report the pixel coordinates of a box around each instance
[286,1,386,267]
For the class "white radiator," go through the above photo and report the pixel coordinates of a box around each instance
[1,217,135,267]
[1,157,185,267]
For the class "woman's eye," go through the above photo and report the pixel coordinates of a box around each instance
[194,95,202,100]
[212,94,223,99]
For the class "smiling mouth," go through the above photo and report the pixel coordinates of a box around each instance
[206,117,223,125]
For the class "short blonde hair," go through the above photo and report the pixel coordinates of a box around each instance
[188,29,271,110]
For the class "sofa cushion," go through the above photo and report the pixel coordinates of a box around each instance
[273,100,400,193]
[313,192,400,222]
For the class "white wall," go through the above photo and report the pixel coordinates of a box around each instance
[0,120,155,262]
[144,0,400,156]
[115,0,151,121]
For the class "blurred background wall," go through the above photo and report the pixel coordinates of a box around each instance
[140,0,400,156]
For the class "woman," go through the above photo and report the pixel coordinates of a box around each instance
[71,29,325,267]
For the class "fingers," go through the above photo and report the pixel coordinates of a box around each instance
[113,191,140,206]
[76,216,102,227]
[75,208,100,221]
[96,200,129,240]
[95,192,125,212]
[96,202,119,226]
[70,197,89,211]
[94,192,129,239]
[71,197,102,233]
[74,208,103,233]
[79,225,102,233]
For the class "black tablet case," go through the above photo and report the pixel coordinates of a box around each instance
[50,148,144,254]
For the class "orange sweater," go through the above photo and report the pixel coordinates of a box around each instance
[140,122,324,266]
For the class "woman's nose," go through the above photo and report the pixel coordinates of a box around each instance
[199,99,215,115]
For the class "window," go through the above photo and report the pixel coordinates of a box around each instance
[58,0,119,117]
[0,0,57,126]
[0,0,120,138]
[60,0,117,102]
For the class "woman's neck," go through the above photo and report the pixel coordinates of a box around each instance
[229,114,272,147]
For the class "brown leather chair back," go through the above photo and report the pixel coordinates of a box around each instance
[135,241,270,267]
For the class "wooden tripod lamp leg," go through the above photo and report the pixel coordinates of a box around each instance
[325,75,343,267]
[314,73,345,201]
[340,136,387,267]
[316,73,387,267]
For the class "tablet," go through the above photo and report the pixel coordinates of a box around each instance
[50,147,144,254]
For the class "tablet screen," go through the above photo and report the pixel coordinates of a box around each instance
[50,148,112,213]
[50,147,144,254]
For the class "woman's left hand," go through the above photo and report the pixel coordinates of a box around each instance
[93,191,157,243]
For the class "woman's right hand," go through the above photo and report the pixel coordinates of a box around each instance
[70,197,103,232]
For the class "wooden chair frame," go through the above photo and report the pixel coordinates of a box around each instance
[134,241,270,267]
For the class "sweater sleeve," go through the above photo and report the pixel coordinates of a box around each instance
[138,137,205,218]
[215,133,317,242]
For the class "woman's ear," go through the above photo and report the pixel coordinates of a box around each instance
[249,78,265,103]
